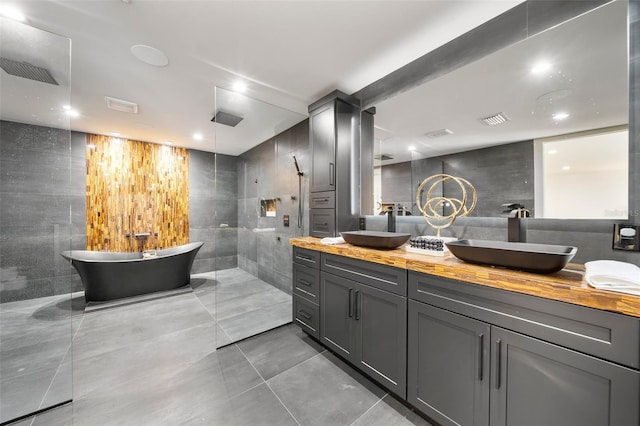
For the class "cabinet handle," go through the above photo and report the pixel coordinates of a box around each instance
[329,163,335,186]
[348,288,354,317]
[355,290,361,320]
[296,255,313,262]
[298,309,312,320]
[494,339,502,389]
[477,333,484,381]
[299,279,312,287]
[315,198,329,203]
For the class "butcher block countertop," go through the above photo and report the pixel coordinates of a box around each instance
[290,236,640,318]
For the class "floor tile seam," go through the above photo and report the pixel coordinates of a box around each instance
[235,343,301,426]
[191,287,218,324]
[36,343,73,411]
[348,392,389,426]
[261,348,328,384]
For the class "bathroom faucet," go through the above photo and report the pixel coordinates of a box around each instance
[386,206,396,232]
[502,203,529,243]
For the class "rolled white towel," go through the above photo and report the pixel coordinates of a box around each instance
[321,236,346,245]
[585,260,640,295]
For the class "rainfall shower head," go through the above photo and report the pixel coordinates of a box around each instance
[211,110,243,127]
[0,57,59,85]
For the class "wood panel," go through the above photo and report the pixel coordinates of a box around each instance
[289,237,640,318]
[86,134,189,252]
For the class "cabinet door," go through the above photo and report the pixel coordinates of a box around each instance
[310,104,335,193]
[490,327,640,426]
[408,301,490,426]
[320,272,356,362]
[355,283,407,399]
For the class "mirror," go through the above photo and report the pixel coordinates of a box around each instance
[372,0,628,220]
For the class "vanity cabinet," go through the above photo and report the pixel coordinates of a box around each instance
[321,271,407,398]
[308,91,360,237]
[408,271,640,426]
[292,247,321,339]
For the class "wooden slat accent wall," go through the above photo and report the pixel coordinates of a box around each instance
[86,134,189,252]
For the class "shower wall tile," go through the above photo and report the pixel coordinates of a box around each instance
[0,121,85,303]
[189,150,238,273]
[237,119,309,290]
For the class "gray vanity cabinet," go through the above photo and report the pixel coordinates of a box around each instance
[408,271,640,426]
[309,104,335,193]
[490,327,639,426]
[408,300,490,426]
[320,271,407,398]
[292,247,321,339]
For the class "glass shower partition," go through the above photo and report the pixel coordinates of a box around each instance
[0,18,74,423]
[213,86,307,347]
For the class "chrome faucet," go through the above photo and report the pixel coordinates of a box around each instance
[502,203,530,242]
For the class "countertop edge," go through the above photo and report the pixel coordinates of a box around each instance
[290,237,640,318]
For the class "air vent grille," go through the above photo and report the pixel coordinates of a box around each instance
[105,96,138,114]
[0,57,58,85]
[480,112,510,126]
[425,128,454,138]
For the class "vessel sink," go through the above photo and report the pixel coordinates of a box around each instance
[445,239,578,274]
[341,230,411,249]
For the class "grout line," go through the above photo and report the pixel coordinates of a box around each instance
[236,343,301,426]
[262,348,327,383]
[348,392,389,426]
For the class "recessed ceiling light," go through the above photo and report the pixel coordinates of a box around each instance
[531,61,552,74]
[0,5,26,22]
[562,165,571,171]
[65,109,79,117]
[193,133,203,141]
[552,112,570,121]
[232,81,247,93]
[63,105,71,111]
[130,45,169,67]
[408,146,416,151]
[425,128,454,138]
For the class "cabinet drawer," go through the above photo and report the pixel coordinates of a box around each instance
[409,271,640,369]
[310,209,335,238]
[293,294,320,340]
[310,191,335,209]
[322,253,407,296]
[293,263,320,302]
[293,247,320,268]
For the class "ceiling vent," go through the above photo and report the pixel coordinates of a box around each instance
[211,111,243,127]
[480,112,510,126]
[374,154,395,161]
[0,57,58,85]
[105,96,138,114]
[425,128,454,138]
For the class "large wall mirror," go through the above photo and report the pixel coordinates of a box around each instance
[371,0,628,221]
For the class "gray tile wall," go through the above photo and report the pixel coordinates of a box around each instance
[382,141,534,217]
[237,119,310,294]
[0,121,85,302]
[189,150,238,273]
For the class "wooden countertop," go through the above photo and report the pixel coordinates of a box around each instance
[290,236,640,318]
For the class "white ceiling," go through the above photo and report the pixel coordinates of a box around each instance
[0,0,522,155]
[374,0,628,165]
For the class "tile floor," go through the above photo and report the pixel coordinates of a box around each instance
[191,268,292,346]
[4,270,433,426]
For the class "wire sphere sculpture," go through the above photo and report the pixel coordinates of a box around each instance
[416,174,477,237]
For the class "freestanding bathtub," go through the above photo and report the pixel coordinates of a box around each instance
[62,242,203,302]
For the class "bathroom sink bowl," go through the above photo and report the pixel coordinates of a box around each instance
[445,240,578,274]
[341,231,411,249]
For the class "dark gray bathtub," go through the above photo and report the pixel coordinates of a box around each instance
[62,242,203,302]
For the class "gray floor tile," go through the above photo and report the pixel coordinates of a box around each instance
[268,351,385,426]
[0,366,56,423]
[238,324,324,380]
[228,383,298,426]
[218,300,292,343]
[352,394,434,426]
[215,278,276,302]
[215,286,290,321]
[32,402,73,426]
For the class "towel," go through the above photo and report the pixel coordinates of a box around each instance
[321,236,346,245]
[585,260,640,295]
